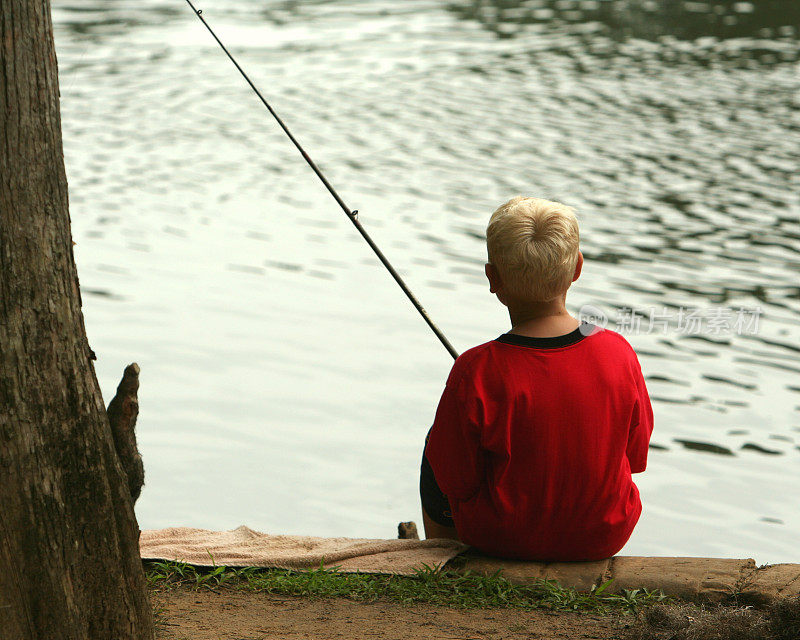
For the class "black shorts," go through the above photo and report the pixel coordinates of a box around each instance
[420,435,454,528]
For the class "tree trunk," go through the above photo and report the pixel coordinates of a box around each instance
[0,1,154,638]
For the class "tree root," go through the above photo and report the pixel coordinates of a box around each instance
[107,363,145,504]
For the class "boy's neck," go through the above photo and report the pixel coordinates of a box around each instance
[507,296,579,338]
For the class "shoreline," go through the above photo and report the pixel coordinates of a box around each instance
[146,556,800,640]
[140,526,800,605]
[451,551,800,605]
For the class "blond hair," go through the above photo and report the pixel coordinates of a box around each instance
[486,196,580,302]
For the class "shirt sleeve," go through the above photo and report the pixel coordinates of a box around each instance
[626,356,654,474]
[424,367,484,502]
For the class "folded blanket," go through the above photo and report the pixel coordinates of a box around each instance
[140,526,468,575]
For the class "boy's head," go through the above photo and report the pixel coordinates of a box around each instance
[486,196,581,304]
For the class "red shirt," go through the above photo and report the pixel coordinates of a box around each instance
[425,325,653,561]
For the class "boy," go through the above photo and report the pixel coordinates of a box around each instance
[421,196,653,561]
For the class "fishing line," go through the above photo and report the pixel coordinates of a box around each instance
[184,0,459,360]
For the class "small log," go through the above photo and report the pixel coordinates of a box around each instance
[106,363,145,504]
[398,521,419,540]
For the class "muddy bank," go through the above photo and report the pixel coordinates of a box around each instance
[152,587,629,640]
[151,585,800,640]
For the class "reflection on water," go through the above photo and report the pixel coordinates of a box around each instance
[674,439,735,455]
[450,0,800,42]
[53,0,800,562]
[56,1,184,38]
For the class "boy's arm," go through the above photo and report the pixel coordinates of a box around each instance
[627,358,654,474]
[424,372,484,502]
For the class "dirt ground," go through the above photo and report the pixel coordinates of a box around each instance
[153,587,630,639]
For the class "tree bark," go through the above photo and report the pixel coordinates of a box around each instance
[0,1,154,638]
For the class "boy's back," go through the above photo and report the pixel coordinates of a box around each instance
[425,323,653,561]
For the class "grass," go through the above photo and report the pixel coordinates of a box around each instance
[144,559,668,615]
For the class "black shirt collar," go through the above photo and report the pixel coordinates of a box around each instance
[495,323,596,349]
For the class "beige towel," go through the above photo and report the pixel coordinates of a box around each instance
[140,526,467,575]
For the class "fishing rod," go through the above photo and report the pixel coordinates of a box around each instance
[184,0,459,361]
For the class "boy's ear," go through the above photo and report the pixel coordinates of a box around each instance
[485,262,502,293]
[572,251,584,282]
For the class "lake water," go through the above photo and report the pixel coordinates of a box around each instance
[53,0,799,563]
